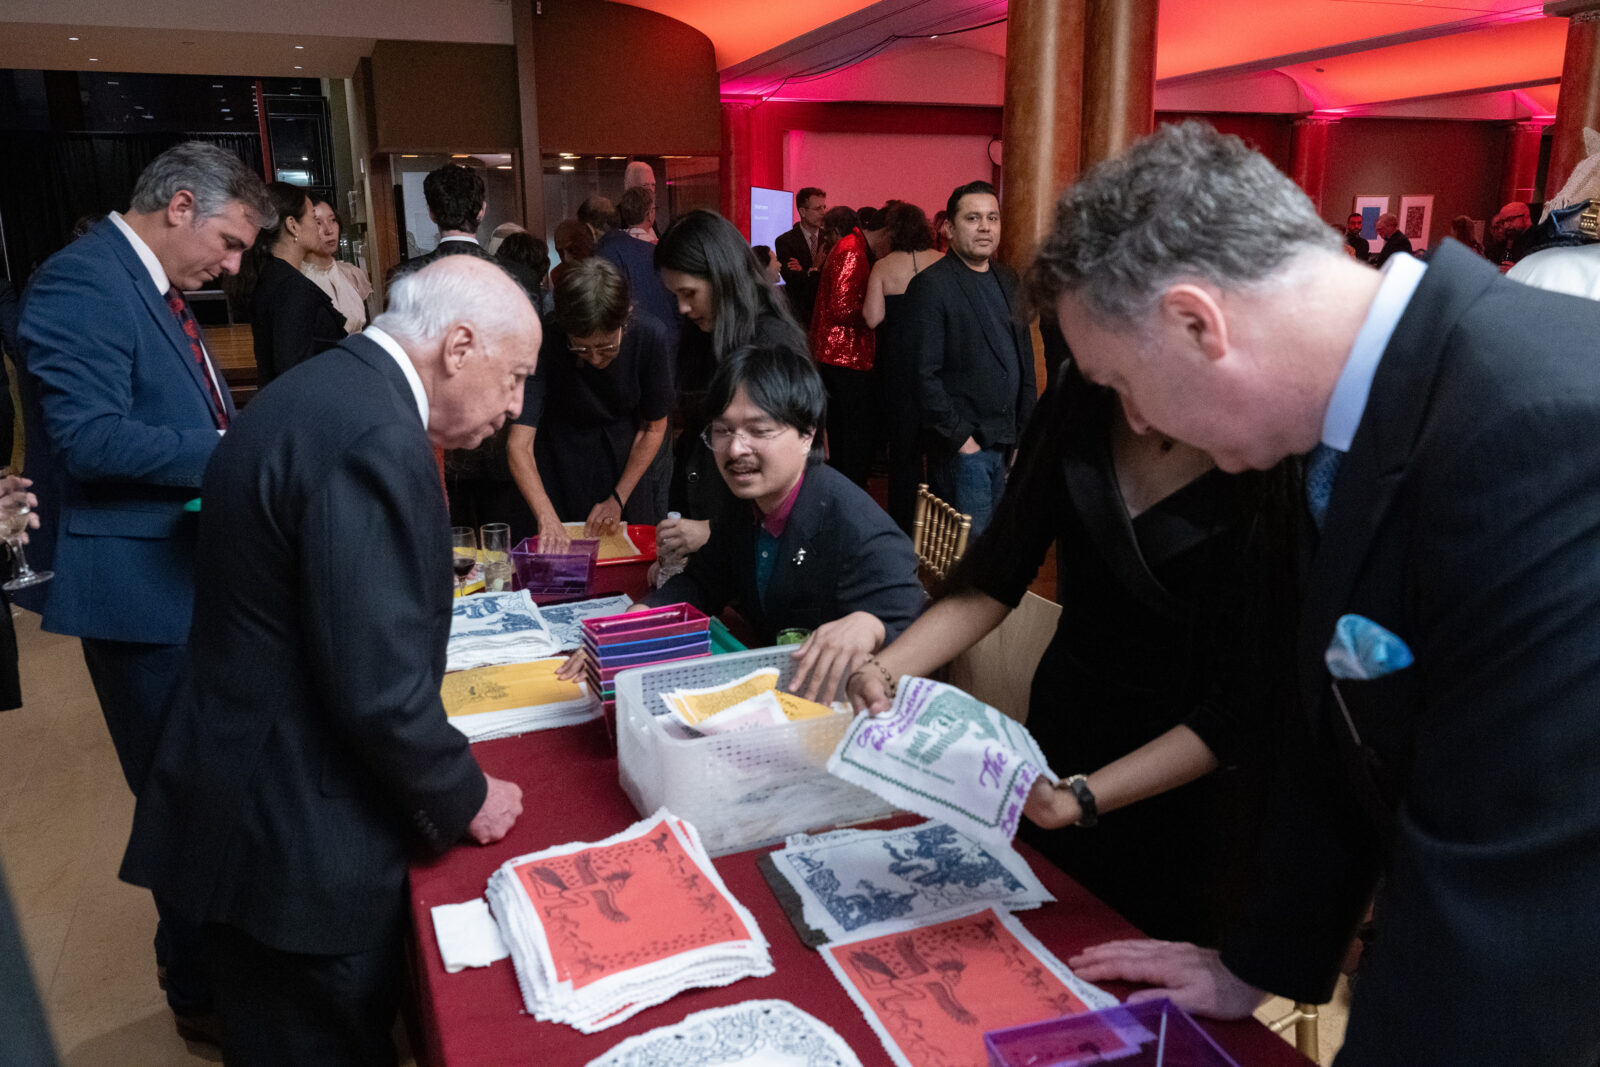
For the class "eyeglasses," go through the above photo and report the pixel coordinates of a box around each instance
[700,423,789,451]
[569,341,621,359]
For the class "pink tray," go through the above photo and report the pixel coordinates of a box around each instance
[580,603,710,646]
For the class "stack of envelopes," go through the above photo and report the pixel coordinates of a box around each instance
[485,810,772,1032]
[439,657,598,742]
[580,603,710,718]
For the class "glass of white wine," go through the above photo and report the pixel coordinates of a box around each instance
[0,488,49,591]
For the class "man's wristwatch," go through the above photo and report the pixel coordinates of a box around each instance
[1063,774,1099,828]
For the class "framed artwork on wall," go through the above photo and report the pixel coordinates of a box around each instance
[1353,195,1389,240]
[1400,195,1434,248]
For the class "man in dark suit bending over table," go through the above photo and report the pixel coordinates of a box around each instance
[122,256,534,1064]
[1033,121,1600,1064]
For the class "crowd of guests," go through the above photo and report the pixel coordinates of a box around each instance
[7,123,1600,1066]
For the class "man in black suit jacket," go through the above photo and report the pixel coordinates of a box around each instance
[774,186,827,325]
[901,181,1036,539]
[1033,121,1600,1064]
[1372,211,1413,267]
[121,256,535,1064]
[638,343,922,703]
[388,163,542,302]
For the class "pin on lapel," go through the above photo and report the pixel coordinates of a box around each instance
[793,547,807,566]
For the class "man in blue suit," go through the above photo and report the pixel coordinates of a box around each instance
[17,141,274,1040]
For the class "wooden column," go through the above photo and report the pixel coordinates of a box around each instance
[1545,1,1600,202]
[720,101,753,236]
[511,0,546,234]
[1502,121,1547,206]
[1290,117,1335,216]
[1079,0,1159,171]
[999,0,1086,269]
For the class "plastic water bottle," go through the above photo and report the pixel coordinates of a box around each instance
[655,511,685,587]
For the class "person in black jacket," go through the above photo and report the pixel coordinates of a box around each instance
[1033,119,1600,1067]
[248,182,346,388]
[636,343,922,702]
[121,256,532,1064]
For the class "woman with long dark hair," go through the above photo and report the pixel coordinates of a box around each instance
[653,210,807,565]
[248,182,345,388]
[863,201,944,531]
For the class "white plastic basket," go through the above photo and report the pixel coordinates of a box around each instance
[616,646,897,855]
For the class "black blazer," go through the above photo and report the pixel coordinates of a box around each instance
[121,334,487,956]
[901,253,1036,457]
[646,462,923,646]
[774,223,819,324]
[1221,242,1600,1063]
[391,236,543,305]
[251,254,347,387]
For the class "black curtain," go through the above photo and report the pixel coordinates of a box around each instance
[0,131,262,285]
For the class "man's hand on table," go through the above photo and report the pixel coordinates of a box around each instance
[1068,939,1267,1019]
[789,612,883,704]
[467,774,523,844]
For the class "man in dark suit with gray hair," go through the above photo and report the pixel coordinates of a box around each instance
[1032,120,1600,1065]
[123,255,534,1064]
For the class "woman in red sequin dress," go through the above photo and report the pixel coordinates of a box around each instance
[809,206,877,486]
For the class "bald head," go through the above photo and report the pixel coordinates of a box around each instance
[372,256,541,449]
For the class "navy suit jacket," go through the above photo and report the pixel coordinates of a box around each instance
[646,461,923,646]
[121,334,486,955]
[595,228,680,347]
[1221,242,1600,1063]
[17,217,234,643]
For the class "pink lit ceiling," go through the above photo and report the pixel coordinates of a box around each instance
[621,0,1567,116]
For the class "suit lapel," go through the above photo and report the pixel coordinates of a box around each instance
[1297,243,1498,719]
[101,222,224,424]
[945,258,1010,369]
[759,472,825,627]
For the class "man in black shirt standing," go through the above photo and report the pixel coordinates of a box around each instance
[1343,212,1370,260]
[901,180,1035,537]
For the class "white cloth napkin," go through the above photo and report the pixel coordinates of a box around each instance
[430,898,510,973]
[584,999,864,1067]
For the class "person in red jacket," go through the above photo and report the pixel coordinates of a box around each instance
[809,206,877,486]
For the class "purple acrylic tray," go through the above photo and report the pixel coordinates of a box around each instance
[984,998,1241,1067]
[510,536,598,597]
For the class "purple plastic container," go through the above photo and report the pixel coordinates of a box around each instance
[510,536,598,598]
[984,998,1242,1067]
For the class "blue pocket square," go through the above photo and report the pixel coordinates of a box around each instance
[1325,614,1414,680]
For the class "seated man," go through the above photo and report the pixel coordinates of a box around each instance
[567,343,923,702]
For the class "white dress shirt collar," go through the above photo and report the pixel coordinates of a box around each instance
[438,234,479,246]
[1321,253,1428,451]
[363,326,430,428]
[109,211,171,296]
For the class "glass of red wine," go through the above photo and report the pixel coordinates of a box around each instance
[451,526,478,597]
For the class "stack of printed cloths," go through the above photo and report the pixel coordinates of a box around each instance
[440,658,598,742]
[486,809,772,1033]
[446,590,561,672]
[580,603,710,718]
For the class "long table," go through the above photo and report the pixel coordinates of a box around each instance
[406,720,1313,1066]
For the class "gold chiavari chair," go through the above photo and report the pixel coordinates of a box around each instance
[911,483,971,590]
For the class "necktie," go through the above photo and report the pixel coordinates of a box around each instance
[165,288,229,430]
[1306,443,1344,529]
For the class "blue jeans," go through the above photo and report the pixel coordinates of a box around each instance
[929,446,1008,541]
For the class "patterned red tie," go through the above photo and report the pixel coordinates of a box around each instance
[165,288,230,429]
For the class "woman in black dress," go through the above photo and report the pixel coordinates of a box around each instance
[863,202,944,533]
[507,257,673,549]
[848,362,1301,946]
[248,182,346,388]
[653,211,808,567]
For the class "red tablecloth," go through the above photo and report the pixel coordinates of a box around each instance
[406,721,1312,1066]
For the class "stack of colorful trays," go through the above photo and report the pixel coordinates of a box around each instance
[581,603,711,727]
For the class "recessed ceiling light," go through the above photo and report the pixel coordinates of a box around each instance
[401,154,418,158]
[88,57,98,62]
[68,36,79,41]
[212,83,223,88]
[294,44,305,50]
[301,155,309,161]
[220,108,230,113]
[107,80,118,85]
[225,116,234,121]
[293,65,302,70]
[559,165,575,171]
[496,164,512,170]
[452,154,469,159]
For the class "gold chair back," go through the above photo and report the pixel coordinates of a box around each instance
[911,483,971,587]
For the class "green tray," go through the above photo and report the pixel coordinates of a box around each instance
[708,617,746,654]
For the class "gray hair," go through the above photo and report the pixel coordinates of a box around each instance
[373,255,533,349]
[1027,121,1340,328]
[129,141,276,228]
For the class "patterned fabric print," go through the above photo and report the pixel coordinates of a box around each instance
[585,1000,863,1067]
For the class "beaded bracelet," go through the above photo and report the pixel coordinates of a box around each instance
[851,655,897,699]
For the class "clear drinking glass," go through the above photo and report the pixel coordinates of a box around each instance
[0,475,49,592]
[480,522,512,592]
[451,526,478,596]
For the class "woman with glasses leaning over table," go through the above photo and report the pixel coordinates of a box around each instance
[508,257,673,549]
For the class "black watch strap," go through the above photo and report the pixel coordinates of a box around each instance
[1064,774,1099,828]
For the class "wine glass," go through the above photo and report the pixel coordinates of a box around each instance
[0,488,49,591]
[451,526,478,597]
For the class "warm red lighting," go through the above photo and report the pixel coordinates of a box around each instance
[612,0,883,67]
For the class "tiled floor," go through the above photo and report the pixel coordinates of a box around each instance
[5,605,1346,1065]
